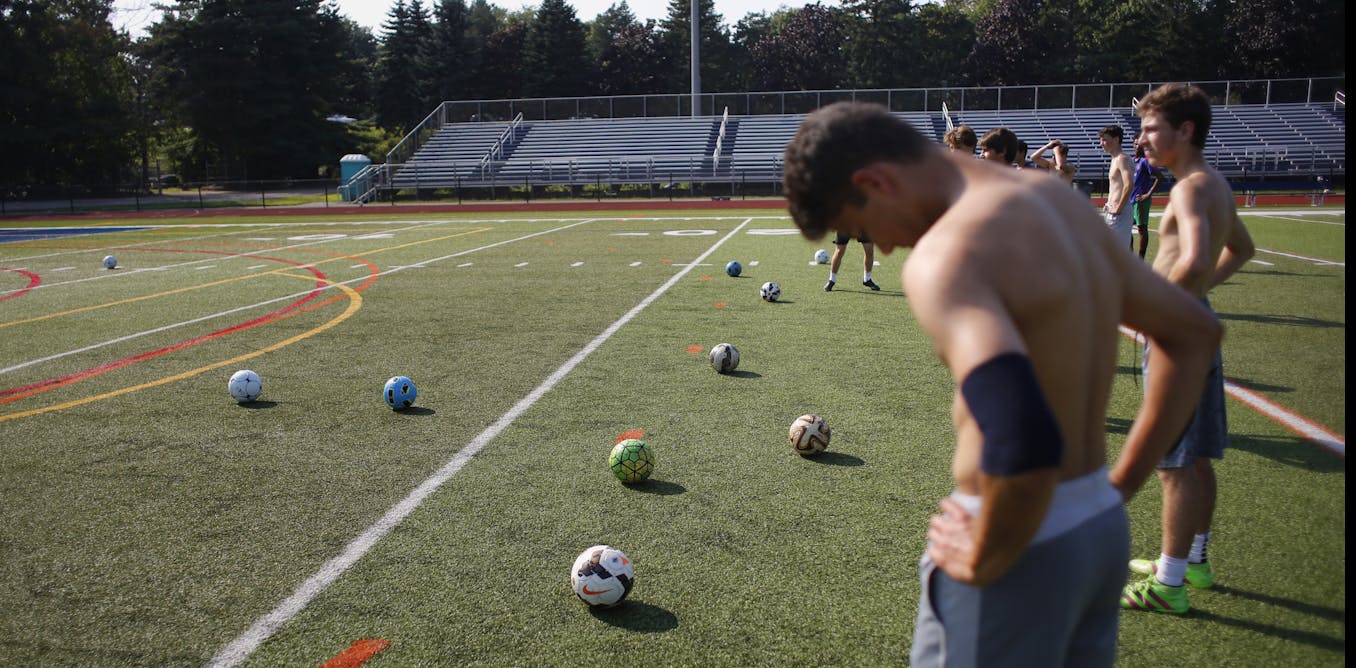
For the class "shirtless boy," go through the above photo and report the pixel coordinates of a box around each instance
[1099,125,1135,248]
[1116,83,1256,615]
[783,102,1220,666]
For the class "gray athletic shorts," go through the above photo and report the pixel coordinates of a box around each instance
[910,472,1129,668]
[1103,207,1134,249]
[1142,302,1229,468]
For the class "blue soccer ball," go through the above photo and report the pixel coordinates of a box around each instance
[383,375,417,410]
[725,261,742,277]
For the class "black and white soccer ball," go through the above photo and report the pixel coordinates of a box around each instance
[760,281,781,302]
[228,369,262,403]
[710,343,740,373]
[571,544,634,608]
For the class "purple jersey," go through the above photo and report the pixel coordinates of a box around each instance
[1131,157,1157,199]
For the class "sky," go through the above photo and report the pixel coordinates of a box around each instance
[109,0,817,38]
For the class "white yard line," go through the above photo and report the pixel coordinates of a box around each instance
[205,218,753,668]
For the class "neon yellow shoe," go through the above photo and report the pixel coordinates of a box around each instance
[1129,558,1215,589]
[1121,574,1189,614]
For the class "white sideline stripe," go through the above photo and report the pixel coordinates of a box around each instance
[246,265,268,270]
[1250,259,1275,266]
[205,218,753,668]
[630,261,642,267]
[514,262,529,268]
[457,262,474,268]
[748,261,759,267]
[1271,215,1345,227]
[197,265,216,270]
[1256,248,1344,267]
[571,262,584,267]
[1,221,596,377]
[1117,325,1344,457]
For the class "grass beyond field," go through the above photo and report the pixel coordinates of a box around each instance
[0,206,1344,666]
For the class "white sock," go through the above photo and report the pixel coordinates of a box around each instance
[1189,533,1210,563]
[1156,554,1188,587]
[828,272,837,282]
[863,271,872,282]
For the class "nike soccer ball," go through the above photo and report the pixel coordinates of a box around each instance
[789,414,830,456]
[760,281,781,302]
[609,438,654,484]
[709,342,740,373]
[814,249,830,264]
[228,370,262,403]
[102,255,117,269]
[726,261,742,277]
[571,544,635,608]
[383,375,417,410]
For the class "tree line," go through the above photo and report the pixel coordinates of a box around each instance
[0,0,1344,191]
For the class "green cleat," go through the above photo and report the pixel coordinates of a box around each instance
[1129,558,1215,589]
[1121,574,1189,614]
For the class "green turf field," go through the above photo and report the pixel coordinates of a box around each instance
[0,206,1344,666]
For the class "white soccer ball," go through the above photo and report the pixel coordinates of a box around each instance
[710,342,740,373]
[789,414,830,456]
[228,369,262,403]
[102,255,117,269]
[571,544,634,608]
[814,249,830,264]
[760,281,781,302]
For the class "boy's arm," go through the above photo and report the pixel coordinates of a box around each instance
[908,253,1058,586]
[1110,257,1221,499]
[1108,158,1133,213]
[1160,179,1215,288]
[1210,214,1256,288]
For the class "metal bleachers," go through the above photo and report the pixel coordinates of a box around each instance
[364,86,1343,198]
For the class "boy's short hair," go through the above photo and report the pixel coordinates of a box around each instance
[978,127,1019,163]
[1098,125,1124,141]
[783,102,933,240]
[944,124,978,152]
[1136,83,1212,148]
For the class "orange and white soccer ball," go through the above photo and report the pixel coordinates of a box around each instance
[570,544,634,608]
[789,414,830,456]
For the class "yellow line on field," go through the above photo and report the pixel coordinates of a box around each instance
[0,227,492,329]
[0,278,363,424]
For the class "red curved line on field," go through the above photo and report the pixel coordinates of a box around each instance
[0,246,382,404]
[0,268,41,302]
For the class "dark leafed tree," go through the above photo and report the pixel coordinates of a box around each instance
[839,0,917,89]
[586,1,639,61]
[333,17,378,120]
[912,2,975,86]
[657,0,738,94]
[143,0,348,180]
[1226,0,1344,78]
[751,4,847,91]
[1,0,136,190]
[375,0,434,130]
[522,0,594,98]
[963,0,1074,86]
[729,10,772,91]
[596,20,668,95]
[426,0,472,103]
[473,21,528,102]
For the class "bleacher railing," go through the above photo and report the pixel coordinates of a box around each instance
[478,112,524,178]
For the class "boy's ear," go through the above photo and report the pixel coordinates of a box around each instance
[850,164,892,197]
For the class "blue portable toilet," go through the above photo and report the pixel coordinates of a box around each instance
[339,154,372,201]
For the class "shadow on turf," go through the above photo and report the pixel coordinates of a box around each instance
[806,451,865,467]
[1218,312,1343,329]
[1227,433,1344,472]
[1208,584,1346,622]
[1188,606,1344,653]
[394,406,437,416]
[239,400,278,409]
[1225,376,1293,393]
[590,600,679,632]
[727,370,762,379]
[626,479,686,495]
[1105,417,1132,435]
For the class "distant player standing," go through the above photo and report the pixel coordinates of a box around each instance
[1130,143,1162,259]
[783,102,1220,666]
[1099,126,1135,248]
[824,231,881,292]
[1115,83,1256,615]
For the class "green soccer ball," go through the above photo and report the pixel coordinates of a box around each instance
[609,438,654,484]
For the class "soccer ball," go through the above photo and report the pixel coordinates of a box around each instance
[760,281,781,302]
[725,261,742,277]
[102,255,117,269]
[814,249,830,264]
[709,342,740,373]
[571,544,635,608]
[383,375,417,410]
[609,438,654,483]
[228,370,262,403]
[789,414,830,456]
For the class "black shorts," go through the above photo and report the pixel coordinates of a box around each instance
[834,231,871,245]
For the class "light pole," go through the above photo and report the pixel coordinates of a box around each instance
[690,0,700,117]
